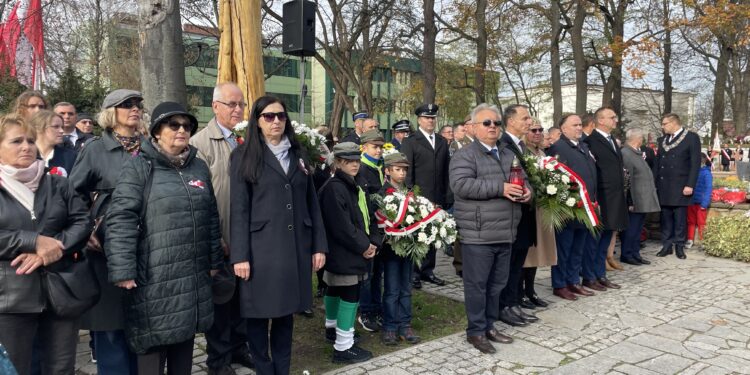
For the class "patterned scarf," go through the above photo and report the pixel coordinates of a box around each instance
[152,139,191,168]
[113,130,142,155]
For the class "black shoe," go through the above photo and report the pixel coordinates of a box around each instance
[656,246,673,257]
[207,365,236,375]
[381,330,398,346]
[412,278,422,289]
[422,274,446,286]
[230,353,254,369]
[528,294,549,307]
[519,297,536,309]
[499,307,528,327]
[299,309,314,318]
[675,245,686,259]
[333,345,373,364]
[315,286,326,298]
[510,305,539,323]
[325,328,363,344]
[620,257,642,266]
[635,257,651,265]
[358,314,379,332]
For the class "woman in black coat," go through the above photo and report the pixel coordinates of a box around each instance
[0,114,91,375]
[230,96,327,375]
[30,110,77,174]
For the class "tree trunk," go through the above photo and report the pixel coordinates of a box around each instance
[138,0,187,111]
[572,0,588,114]
[474,0,488,104]
[712,43,730,137]
[422,0,437,104]
[730,53,750,136]
[331,89,347,138]
[662,0,672,113]
[550,1,563,126]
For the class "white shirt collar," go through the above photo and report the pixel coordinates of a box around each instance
[478,140,496,152]
[419,127,435,146]
[215,121,233,139]
[595,128,611,139]
[671,127,684,139]
[506,132,522,148]
[43,147,55,167]
[65,129,78,144]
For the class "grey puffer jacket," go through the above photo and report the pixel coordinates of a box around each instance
[449,139,524,245]
[105,140,223,354]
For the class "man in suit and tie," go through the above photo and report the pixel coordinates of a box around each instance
[654,113,701,259]
[546,114,598,300]
[341,111,369,144]
[54,102,92,151]
[401,103,451,288]
[497,104,539,326]
[581,107,626,291]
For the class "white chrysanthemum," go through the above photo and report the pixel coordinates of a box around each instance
[566,198,576,207]
[545,163,554,171]
[235,121,248,131]
[431,226,438,235]
[408,205,415,213]
[546,185,558,195]
[561,174,570,184]
[386,204,397,212]
[406,215,415,224]
[435,240,444,249]
[420,206,430,217]
[439,227,447,238]
[383,195,395,203]
[417,232,428,243]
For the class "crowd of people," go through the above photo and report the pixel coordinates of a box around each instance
[0,83,704,374]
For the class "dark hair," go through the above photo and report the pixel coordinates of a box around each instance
[661,112,681,125]
[581,113,595,128]
[702,152,711,166]
[502,104,528,127]
[237,95,300,183]
[557,113,578,128]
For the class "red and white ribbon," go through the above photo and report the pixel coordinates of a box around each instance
[375,192,445,236]
[541,157,600,227]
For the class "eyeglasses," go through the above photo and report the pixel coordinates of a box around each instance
[216,100,247,110]
[259,111,287,122]
[164,120,195,133]
[529,128,543,134]
[116,99,144,110]
[477,119,502,127]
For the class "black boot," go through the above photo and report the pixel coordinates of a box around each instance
[675,245,686,259]
[656,245,673,257]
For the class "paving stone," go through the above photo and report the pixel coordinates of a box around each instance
[638,353,695,375]
[704,354,750,373]
[613,363,662,375]
[598,341,662,364]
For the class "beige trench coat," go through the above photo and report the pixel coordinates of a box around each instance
[524,146,558,268]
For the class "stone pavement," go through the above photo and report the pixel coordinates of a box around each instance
[75,241,750,374]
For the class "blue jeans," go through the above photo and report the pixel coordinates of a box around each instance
[359,256,383,316]
[621,213,645,260]
[92,330,137,375]
[382,258,413,332]
[551,226,588,288]
[582,230,613,281]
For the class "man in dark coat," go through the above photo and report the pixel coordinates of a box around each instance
[546,114,598,301]
[641,143,656,170]
[390,119,411,150]
[341,111,368,145]
[654,113,701,259]
[497,104,539,327]
[54,102,93,151]
[401,103,451,288]
[720,143,733,171]
[582,107,627,291]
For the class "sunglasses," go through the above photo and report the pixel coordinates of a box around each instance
[164,119,195,133]
[529,128,543,134]
[116,99,144,110]
[478,119,502,127]
[259,111,287,122]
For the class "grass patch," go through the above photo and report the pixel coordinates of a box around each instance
[291,290,466,374]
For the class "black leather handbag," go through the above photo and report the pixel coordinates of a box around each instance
[41,252,101,318]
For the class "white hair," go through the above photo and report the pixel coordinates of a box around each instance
[625,128,644,141]
[213,82,241,102]
[470,103,501,123]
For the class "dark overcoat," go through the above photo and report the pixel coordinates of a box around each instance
[356,160,383,196]
[499,132,537,249]
[69,130,147,331]
[583,131,629,231]
[400,129,452,207]
[229,145,328,318]
[653,129,701,207]
[546,135,597,229]
[48,144,77,174]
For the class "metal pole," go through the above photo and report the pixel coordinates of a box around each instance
[299,56,306,124]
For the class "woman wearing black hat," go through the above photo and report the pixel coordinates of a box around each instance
[230,96,327,375]
[105,101,223,374]
[69,89,147,375]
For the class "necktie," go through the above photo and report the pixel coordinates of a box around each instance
[518,140,526,154]
[607,135,616,151]
[227,133,238,150]
[357,186,370,235]
[429,134,434,149]
[63,135,73,148]
[490,149,500,160]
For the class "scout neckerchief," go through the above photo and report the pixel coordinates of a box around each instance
[360,153,384,184]
[357,186,370,235]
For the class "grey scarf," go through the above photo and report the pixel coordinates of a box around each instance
[266,136,292,173]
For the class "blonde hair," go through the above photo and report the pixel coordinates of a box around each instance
[0,113,36,143]
[28,110,62,133]
[97,107,147,133]
[12,91,48,117]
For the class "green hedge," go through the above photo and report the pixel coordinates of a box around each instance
[713,177,748,190]
[702,215,750,262]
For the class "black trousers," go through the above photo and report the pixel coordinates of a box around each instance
[246,314,294,375]
[414,247,437,278]
[0,311,78,375]
[499,245,530,308]
[520,267,537,298]
[205,287,249,369]
[661,205,687,248]
[462,243,511,336]
[137,337,194,375]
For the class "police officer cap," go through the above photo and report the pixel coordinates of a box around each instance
[392,119,411,132]
[352,111,369,121]
[333,142,361,160]
[360,129,385,145]
[415,103,439,117]
[384,152,410,168]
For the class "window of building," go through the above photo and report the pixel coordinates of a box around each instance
[186,85,214,107]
